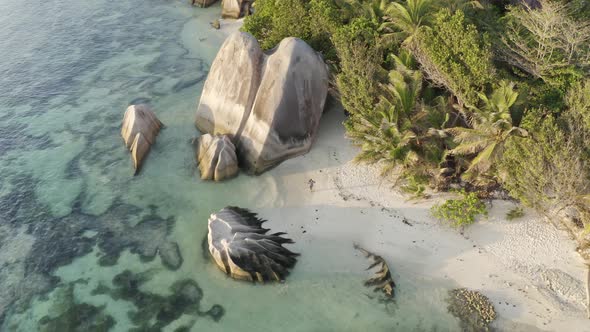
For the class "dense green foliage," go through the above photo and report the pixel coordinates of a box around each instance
[499,0,590,90]
[243,0,590,244]
[413,9,495,109]
[431,190,487,227]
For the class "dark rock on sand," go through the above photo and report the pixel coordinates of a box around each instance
[207,207,299,282]
[354,244,396,299]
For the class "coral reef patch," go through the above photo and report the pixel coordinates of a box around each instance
[0,175,181,326]
[447,288,497,332]
[92,270,224,330]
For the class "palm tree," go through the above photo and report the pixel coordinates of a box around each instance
[447,81,528,181]
[383,0,434,44]
[348,103,418,174]
[439,0,483,13]
[382,60,422,124]
[339,0,390,24]
[347,61,425,173]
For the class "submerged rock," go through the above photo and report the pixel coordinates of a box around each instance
[121,104,163,174]
[0,176,182,325]
[196,134,238,181]
[447,288,497,332]
[158,241,183,271]
[95,270,224,330]
[196,32,329,175]
[37,285,115,332]
[195,32,263,136]
[207,207,299,282]
[210,19,221,30]
[354,244,396,299]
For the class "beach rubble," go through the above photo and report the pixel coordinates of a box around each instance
[354,244,396,299]
[447,288,497,332]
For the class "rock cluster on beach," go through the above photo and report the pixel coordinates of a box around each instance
[447,288,497,331]
[196,134,238,181]
[207,206,299,282]
[121,104,163,174]
[221,0,251,18]
[192,0,251,19]
[195,31,329,177]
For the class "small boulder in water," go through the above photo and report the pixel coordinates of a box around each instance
[121,104,163,174]
[207,207,299,282]
[196,134,238,181]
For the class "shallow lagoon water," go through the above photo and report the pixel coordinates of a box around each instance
[0,0,463,330]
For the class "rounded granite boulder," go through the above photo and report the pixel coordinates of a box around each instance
[195,32,329,175]
[207,207,299,282]
[195,32,263,136]
[221,0,251,19]
[196,134,239,181]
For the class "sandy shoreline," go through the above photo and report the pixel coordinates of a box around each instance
[211,18,589,331]
[257,108,589,331]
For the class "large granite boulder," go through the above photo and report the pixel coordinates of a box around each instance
[195,32,263,136]
[207,207,299,282]
[196,134,239,181]
[221,0,251,18]
[195,32,329,175]
[121,104,163,174]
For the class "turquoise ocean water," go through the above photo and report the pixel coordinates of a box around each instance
[0,0,463,330]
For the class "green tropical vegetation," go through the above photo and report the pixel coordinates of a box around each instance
[243,0,590,256]
[431,190,487,227]
[506,206,525,220]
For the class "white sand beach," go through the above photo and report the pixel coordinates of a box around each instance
[2,6,586,330]
[247,105,589,331]
[206,18,590,331]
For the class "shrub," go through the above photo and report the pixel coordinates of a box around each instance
[431,190,487,227]
[333,17,382,116]
[242,0,343,61]
[412,9,495,110]
[506,206,525,220]
[498,109,590,215]
[499,0,590,90]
